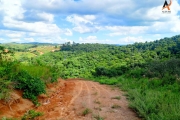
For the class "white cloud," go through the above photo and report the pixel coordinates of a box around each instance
[6,33,24,38]
[36,12,54,23]
[3,18,62,35]
[120,36,152,44]
[78,35,154,45]
[106,26,148,36]
[66,14,99,33]
[79,36,100,43]
[10,38,21,42]
[0,0,179,44]
[67,14,96,25]
[0,0,24,19]
[64,28,73,36]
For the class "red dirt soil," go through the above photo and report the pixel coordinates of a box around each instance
[0,79,140,120]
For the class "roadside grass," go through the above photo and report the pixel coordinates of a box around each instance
[1,110,43,120]
[93,114,104,120]
[1,117,18,120]
[111,104,121,109]
[82,108,92,116]
[94,107,102,111]
[94,99,101,104]
[21,110,43,120]
[92,76,180,120]
[19,64,57,84]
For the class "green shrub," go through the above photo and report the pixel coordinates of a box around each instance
[15,70,45,104]
[82,108,91,116]
[1,117,18,120]
[21,110,43,120]
[128,67,144,78]
[161,74,177,85]
[0,78,12,100]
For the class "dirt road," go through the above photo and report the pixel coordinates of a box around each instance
[36,79,140,120]
[0,79,140,120]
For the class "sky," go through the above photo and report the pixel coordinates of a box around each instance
[0,0,180,44]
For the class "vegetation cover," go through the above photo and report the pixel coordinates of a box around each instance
[1,35,180,119]
[0,45,58,105]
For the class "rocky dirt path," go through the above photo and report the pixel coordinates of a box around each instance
[0,79,140,120]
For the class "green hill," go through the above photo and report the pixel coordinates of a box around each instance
[1,35,180,119]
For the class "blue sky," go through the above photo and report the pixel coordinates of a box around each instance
[0,0,180,44]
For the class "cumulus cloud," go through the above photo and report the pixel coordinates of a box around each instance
[0,0,180,43]
[6,33,24,38]
[79,36,99,43]
[66,14,99,33]
[78,35,154,45]
[22,11,54,23]
[3,17,62,35]
[64,29,73,36]
[106,26,148,36]
[119,36,153,44]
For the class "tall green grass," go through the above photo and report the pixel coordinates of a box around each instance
[93,76,180,120]
[19,64,54,83]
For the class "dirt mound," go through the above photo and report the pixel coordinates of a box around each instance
[0,90,34,118]
[0,79,140,120]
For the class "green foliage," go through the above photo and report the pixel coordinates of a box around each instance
[1,35,180,119]
[0,45,58,105]
[0,48,16,101]
[19,64,58,84]
[82,108,91,116]
[93,114,104,120]
[0,78,12,100]
[94,77,119,85]
[111,104,121,109]
[14,70,45,104]
[128,67,144,78]
[61,42,113,52]
[94,76,180,120]
[145,58,180,86]
[1,117,18,120]
[21,110,43,120]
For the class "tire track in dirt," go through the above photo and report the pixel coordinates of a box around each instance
[61,81,84,120]
[84,81,91,107]
[88,81,101,95]
[68,81,83,107]
[96,83,111,95]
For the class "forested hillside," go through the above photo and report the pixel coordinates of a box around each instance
[1,35,180,119]
[33,35,180,79]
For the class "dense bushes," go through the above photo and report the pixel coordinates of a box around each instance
[0,78,13,101]
[14,70,46,104]
[145,58,180,85]
[94,66,127,77]
[0,50,57,104]
[0,61,49,104]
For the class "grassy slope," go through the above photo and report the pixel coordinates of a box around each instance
[92,75,180,120]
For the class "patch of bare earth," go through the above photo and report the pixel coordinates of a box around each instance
[0,79,140,120]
